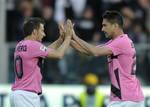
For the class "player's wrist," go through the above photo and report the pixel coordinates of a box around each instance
[59,37,63,42]
[65,36,72,39]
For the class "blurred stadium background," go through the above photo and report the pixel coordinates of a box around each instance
[0,0,150,107]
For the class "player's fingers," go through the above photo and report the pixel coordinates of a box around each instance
[59,23,64,31]
[72,28,75,35]
[67,19,73,28]
[71,40,75,43]
[73,23,75,27]
[67,19,71,24]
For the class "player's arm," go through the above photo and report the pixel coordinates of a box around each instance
[47,20,73,59]
[48,24,65,49]
[71,40,90,55]
[48,38,63,49]
[72,31,112,56]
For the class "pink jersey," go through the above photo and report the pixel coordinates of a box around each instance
[97,34,144,101]
[12,40,53,94]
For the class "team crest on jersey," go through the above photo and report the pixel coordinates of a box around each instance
[40,45,47,52]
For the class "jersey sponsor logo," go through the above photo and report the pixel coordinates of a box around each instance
[40,45,47,52]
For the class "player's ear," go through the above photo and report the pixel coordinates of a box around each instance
[32,29,37,35]
[114,23,119,28]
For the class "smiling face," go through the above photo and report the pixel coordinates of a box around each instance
[101,19,115,38]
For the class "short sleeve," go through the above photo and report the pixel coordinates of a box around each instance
[105,39,125,56]
[28,41,53,58]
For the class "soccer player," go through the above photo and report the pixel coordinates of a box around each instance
[70,11,144,107]
[10,17,73,107]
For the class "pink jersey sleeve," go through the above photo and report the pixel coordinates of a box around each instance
[105,39,127,56]
[28,41,53,58]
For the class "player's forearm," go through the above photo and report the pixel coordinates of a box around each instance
[48,38,63,49]
[73,35,97,56]
[71,40,90,55]
[56,37,71,58]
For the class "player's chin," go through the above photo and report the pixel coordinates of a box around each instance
[40,37,44,41]
[104,33,109,38]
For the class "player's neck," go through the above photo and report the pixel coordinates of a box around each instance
[113,30,124,39]
[24,35,36,41]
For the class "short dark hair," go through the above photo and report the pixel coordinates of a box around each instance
[23,17,45,37]
[102,11,124,28]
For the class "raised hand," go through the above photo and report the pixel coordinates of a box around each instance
[72,28,76,39]
[58,23,65,41]
[65,19,74,39]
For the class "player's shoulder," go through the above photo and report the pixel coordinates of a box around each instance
[120,34,135,50]
[22,40,43,46]
[15,40,25,49]
[16,40,43,51]
[116,34,132,44]
[123,34,133,45]
[110,34,132,49]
